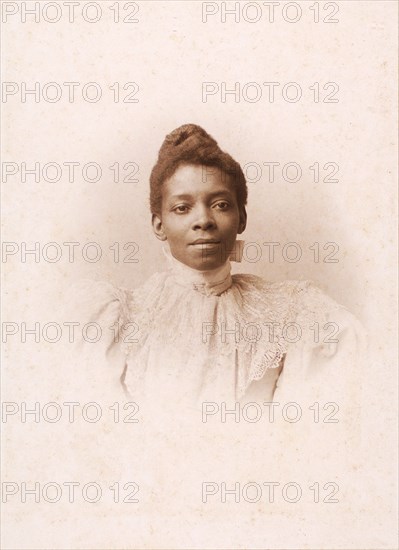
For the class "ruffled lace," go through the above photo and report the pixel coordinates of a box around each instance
[76,268,346,401]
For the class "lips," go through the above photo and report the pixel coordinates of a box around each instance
[190,239,220,245]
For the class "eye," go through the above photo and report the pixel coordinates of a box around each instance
[214,201,230,210]
[173,204,189,214]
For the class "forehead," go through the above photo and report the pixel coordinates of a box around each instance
[163,164,234,197]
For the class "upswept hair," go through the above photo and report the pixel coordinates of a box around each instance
[149,123,248,215]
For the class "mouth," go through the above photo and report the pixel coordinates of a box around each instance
[189,239,221,252]
[190,239,221,245]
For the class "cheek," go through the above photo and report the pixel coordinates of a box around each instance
[219,211,240,232]
[163,215,188,239]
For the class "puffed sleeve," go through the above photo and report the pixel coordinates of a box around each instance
[279,308,364,401]
[65,279,132,402]
[273,282,366,467]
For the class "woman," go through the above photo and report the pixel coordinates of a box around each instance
[77,123,363,414]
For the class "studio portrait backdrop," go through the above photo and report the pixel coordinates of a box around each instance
[2,1,397,549]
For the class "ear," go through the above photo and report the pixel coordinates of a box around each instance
[238,207,247,234]
[152,213,167,241]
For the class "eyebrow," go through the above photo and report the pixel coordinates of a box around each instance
[168,190,234,201]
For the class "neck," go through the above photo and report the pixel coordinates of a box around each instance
[162,246,232,296]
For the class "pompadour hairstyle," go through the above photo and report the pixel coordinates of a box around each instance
[149,123,248,215]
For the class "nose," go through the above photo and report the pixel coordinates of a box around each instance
[191,205,216,231]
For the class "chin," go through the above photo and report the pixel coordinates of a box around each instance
[172,246,228,271]
[191,256,225,271]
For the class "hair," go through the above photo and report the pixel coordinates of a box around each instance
[149,123,248,215]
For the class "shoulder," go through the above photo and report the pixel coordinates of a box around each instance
[67,273,164,361]
[232,272,330,295]
[231,273,340,311]
[70,279,133,326]
[230,274,363,343]
[68,273,170,322]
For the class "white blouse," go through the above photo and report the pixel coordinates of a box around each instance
[73,250,364,413]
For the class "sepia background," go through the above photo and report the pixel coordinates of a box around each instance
[2,1,398,549]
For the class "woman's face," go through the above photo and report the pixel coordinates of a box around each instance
[152,163,246,271]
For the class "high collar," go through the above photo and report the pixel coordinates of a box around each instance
[162,245,232,296]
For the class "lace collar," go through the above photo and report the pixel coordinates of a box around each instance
[162,245,232,296]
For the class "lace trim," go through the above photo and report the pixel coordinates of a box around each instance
[108,273,343,399]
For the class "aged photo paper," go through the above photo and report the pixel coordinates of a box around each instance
[2,1,398,549]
